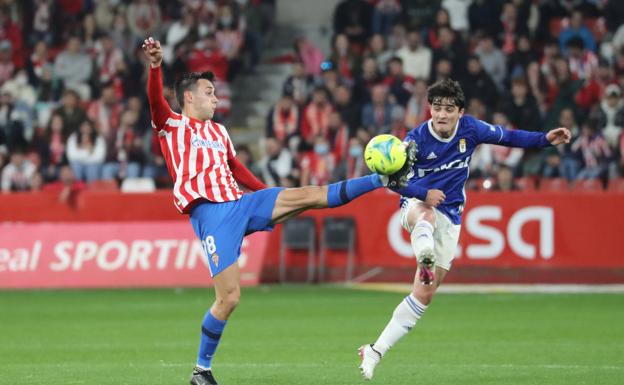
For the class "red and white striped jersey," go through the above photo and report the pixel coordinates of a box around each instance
[148,67,242,213]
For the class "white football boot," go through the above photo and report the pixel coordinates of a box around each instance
[358,344,382,380]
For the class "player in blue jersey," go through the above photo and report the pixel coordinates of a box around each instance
[358,78,571,380]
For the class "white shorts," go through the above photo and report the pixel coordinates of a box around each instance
[400,198,462,271]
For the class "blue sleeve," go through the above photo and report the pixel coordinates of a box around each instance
[474,119,550,148]
[396,179,428,201]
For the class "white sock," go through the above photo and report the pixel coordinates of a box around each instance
[372,294,427,356]
[411,220,434,257]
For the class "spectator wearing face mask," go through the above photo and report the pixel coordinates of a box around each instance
[300,135,336,186]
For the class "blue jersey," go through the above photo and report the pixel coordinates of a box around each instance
[398,115,550,225]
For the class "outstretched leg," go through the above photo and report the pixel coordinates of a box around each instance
[270,141,418,224]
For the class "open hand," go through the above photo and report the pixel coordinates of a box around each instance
[142,36,163,68]
[546,127,571,145]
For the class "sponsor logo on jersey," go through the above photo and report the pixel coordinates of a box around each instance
[211,253,219,267]
[459,138,466,153]
[191,136,226,151]
[417,156,471,177]
[426,151,437,159]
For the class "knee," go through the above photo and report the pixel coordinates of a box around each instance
[219,288,241,314]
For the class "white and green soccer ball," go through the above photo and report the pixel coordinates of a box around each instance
[364,134,407,175]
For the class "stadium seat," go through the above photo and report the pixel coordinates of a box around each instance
[607,178,624,193]
[515,177,537,191]
[87,179,119,191]
[539,177,569,192]
[319,216,356,283]
[571,178,603,192]
[120,177,156,193]
[280,216,316,283]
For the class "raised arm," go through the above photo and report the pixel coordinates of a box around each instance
[476,119,571,148]
[142,37,172,131]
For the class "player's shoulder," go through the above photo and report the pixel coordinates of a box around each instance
[406,120,430,140]
[458,115,490,135]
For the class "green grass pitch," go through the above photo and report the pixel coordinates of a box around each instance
[1,286,623,385]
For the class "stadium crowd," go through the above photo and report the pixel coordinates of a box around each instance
[260,0,624,192]
[1,0,624,194]
[0,0,275,193]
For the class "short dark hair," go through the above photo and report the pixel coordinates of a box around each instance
[174,71,216,108]
[427,78,465,109]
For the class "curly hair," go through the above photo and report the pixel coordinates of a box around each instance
[427,78,466,109]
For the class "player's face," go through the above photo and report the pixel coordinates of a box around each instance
[430,100,463,138]
[192,79,219,120]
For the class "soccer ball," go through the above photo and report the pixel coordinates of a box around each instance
[364,134,407,175]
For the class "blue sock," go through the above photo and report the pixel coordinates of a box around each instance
[327,174,383,208]
[196,310,227,369]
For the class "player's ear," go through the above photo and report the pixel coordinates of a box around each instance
[458,108,465,116]
[184,90,193,105]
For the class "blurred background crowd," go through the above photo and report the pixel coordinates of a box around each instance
[1,0,624,196]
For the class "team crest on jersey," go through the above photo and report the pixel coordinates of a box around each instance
[211,253,219,267]
[458,138,466,153]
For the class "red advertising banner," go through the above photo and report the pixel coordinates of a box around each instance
[263,189,624,271]
[0,222,268,289]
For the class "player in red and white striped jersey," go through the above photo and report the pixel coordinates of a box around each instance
[143,37,416,385]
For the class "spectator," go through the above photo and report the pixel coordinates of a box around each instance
[127,0,162,42]
[1,150,36,192]
[300,135,336,185]
[0,8,24,69]
[361,83,395,136]
[300,86,334,151]
[366,34,393,73]
[215,4,244,81]
[94,34,127,93]
[329,33,360,80]
[31,0,54,45]
[333,0,373,46]
[565,36,598,80]
[186,34,229,82]
[334,137,368,180]
[283,61,315,106]
[492,165,518,191]
[401,0,441,30]
[404,78,430,128]
[26,40,52,87]
[0,40,14,84]
[396,29,432,82]
[572,118,612,180]
[544,108,581,181]
[333,84,361,137]
[474,33,506,92]
[431,26,467,81]
[597,84,624,149]
[383,57,415,106]
[559,10,596,54]
[462,55,499,108]
[294,37,324,76]
[372,0,401,36]
[87,83,122,139]
[41,164,86,204]
[352,56,383,104]
[66,119,106,182]
[0,88,29,151]
[507,35,538,79]
[53,36,93,100]
[442,0,470,34]
[266,90,301,153]
[501,76,541,132]
[259,137,297,187]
